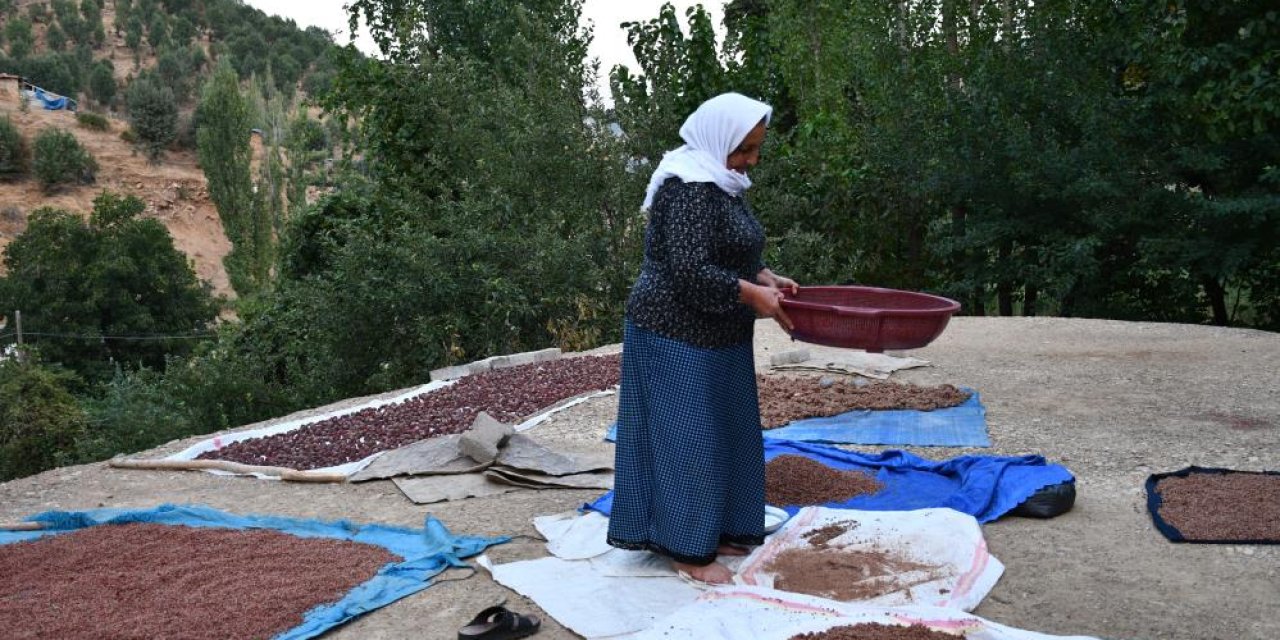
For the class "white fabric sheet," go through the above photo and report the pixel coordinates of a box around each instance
[633,585,1102,640]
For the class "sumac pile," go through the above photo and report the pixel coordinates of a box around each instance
[198,354,621,470]
[758,376,970,429]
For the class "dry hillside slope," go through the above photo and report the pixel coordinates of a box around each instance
[0,97,232,297]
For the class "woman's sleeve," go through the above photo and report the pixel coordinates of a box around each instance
[661,185,744,314]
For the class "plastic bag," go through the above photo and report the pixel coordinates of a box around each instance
[1009,480,1076,518]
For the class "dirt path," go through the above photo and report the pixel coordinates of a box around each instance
[1,317,1277,640]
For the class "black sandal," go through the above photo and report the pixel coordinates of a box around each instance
[457,605,541,640]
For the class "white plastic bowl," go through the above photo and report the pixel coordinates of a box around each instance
[764,505,789,534]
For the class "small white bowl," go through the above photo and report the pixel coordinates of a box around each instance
[764,505,789,534]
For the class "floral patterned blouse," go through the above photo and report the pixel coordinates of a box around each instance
[626,178,766,348]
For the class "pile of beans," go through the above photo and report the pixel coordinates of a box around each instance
[198,354,621,470]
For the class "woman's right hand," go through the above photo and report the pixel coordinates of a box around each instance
[739,280,794,331]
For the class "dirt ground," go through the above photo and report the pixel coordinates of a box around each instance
[1,317,1277,640]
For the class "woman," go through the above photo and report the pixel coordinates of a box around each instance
[607,92,798,585]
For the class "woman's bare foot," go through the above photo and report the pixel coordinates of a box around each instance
[672,560,734,585]
[716,543,750,556]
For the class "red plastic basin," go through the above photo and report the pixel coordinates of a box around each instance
[779,285,961,352]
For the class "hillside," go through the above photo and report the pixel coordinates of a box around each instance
[0,0,342,299]
[0,97,232,295]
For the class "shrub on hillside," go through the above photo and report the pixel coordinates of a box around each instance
[76,111,111,131]
[0,360,89,482]
[0,116,28,179]
[125,73,177,162]
[32,128,97,192]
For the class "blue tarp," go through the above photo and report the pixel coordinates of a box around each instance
[605,389,989,447]
[586,439,1074,524]
[33,87,70,111]
[0,504,508,640]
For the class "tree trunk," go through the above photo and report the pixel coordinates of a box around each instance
[1024,284,1037,316]
[997,241,1014,316]
[1202,276,1229,326]
[971,288,986,316]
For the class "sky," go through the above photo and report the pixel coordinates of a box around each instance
[241,1,723,98]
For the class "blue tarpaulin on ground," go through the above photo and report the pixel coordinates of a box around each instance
[586,439,1073,524]
[605,389,989,447]
[0,504,508,640]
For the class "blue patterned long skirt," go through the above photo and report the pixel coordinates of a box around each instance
[606,321,766,566]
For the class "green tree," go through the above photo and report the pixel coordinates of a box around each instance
[1126,0,1280,327]
[46,23,66,50]
[4,16,33,58]
[0,361,88,481]
[113,0,130,36]
[124,14,143,61]
[0,192,218,383]
[198,61,269,296]
[610,3,730,162]
[80,0,105,46]
[146,12,169,51]
[125,73,178,162]
[0,115,28,179]
[32,128,97,192]
[156,47,193,103]
[88,59,115,106]
[170,15,196,45]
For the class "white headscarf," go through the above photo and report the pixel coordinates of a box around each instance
[642,92,773,211]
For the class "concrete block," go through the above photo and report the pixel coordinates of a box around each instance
[459,411,515,464]
[429,365,472,382]
[770,349,811,367]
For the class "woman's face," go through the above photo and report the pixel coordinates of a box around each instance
[727,121,767,175]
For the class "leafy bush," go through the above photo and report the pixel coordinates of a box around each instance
[77,367,195,462]
[0,115,27,179]
[119,128,138,143]
[0,360,88,481]
[31,128,97,192]
[76,111,110,131]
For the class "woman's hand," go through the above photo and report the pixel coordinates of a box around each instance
[758,268,799,296]
[740,280,794,331]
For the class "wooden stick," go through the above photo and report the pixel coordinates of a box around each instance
[0,522,45,531]
[108,458,347,483]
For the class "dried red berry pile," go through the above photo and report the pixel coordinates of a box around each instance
[198,354,621,470]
